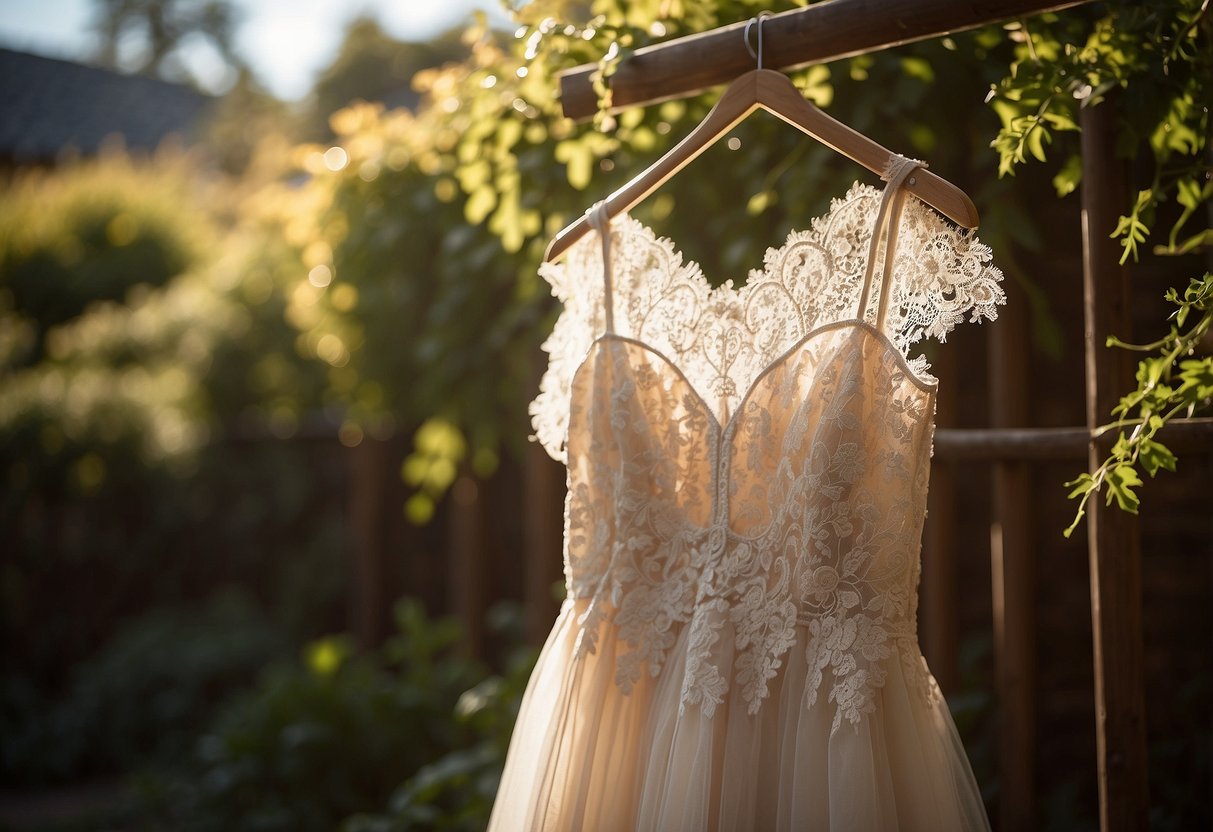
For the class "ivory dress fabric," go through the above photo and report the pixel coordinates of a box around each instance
[490,157,1002,831]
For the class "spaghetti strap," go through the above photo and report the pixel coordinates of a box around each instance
[856,155,925,333]
[586,200,615,334]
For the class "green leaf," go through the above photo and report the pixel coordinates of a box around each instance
[1025,122,1050,162]
[989,98,1020,129]
[1066,471,1097,500]
[1042,109,1079,132]
[1138,355,1169,390]
[746,190,772,216]
[495,119,523,153]
[554,140,594,190]
[464,186,496,225]
[405,493,435,525]
[1052,154,1082,197]
[798,64,833,107]
[1110,431,1133,461]
[457,159,491,192]
[1111,190,1154,263]
[1138,437,1177,477]
[1104,463,1142,514]
[1175,358,1213,401]
[1176,177,1203,211]
[1063,472,1096,539]
[900,56,935,84]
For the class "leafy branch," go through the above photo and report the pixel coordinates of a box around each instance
[1064,274,1213,537]
[986,2,1211,261]
[985,1,1211,533]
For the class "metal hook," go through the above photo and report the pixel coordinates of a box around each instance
[744,11,773,70]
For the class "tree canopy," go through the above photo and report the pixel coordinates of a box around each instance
[91,0,244,88]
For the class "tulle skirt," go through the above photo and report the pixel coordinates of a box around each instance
[488,597,990,831]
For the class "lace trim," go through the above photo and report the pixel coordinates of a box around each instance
[530,182,1004,462]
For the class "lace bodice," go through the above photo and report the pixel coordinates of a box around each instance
[528,158,1004,731]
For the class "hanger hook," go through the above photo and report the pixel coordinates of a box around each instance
[744,11,773,70]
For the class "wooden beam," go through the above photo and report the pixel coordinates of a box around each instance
[523,439,564,645]
[937,426,1089,459]
[559,0,1096,120]
[348,438,388,649]
[932,418,1213,461]
[224,417,1213,458]
[1080,97,1149,832]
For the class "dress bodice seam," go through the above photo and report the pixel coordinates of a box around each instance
[569,319,938,537]
[563,317,939,467]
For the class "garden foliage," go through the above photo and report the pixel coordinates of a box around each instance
[0,0,1208,828]
[1,590,288,784]
[136,599,535,832]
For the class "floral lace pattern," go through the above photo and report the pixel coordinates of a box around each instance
[530,182,1004,732]
[530,182,1004,462]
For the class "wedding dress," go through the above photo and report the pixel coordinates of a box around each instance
[490,156,1002,831]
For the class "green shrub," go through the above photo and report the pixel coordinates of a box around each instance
[0,149,342,705]
[341,650,535,832]
[0,150,215,353]
[1,589,289,786]
[137,599,535,832]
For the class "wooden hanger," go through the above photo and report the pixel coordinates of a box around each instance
[544,18,978,263]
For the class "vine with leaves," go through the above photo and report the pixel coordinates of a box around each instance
[984,0,1211,532]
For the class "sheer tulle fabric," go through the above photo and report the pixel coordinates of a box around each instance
[491,599,987,831]
[493,164,1000,830]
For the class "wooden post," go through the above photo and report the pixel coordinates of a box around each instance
[989,277,1036,830]
[523,440,565,645]
[348,438,388,649]
[1080,98,1149,832]
[923,346,958,693]
[448,470,486,658]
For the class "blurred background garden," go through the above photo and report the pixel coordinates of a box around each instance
[0,1,1210,830]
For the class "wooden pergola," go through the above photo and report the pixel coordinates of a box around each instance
[521,1,1213,829]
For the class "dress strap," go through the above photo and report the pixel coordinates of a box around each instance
[856,155,926,333]
[586,200,615,334]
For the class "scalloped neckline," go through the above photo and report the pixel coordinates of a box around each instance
[586,180,941,426]
[612,180,894,301]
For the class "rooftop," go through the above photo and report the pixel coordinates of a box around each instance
[0,47,212,164]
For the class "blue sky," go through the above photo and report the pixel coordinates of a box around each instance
[0,0,510,100]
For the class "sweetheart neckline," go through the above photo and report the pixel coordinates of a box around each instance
[572,317,938,441]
